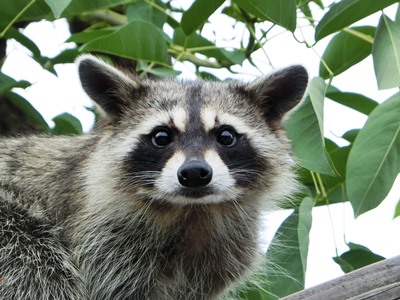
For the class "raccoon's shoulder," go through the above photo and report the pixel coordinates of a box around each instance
[0,134,99,180]
[0,134,98,158]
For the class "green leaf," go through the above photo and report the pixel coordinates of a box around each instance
[299,2,314,26]
[232,0,297,32]
[0,72,31,95]
[298,198,313,275]
[372,14,400,90]
[312,0,324,9]
[222,5,247,24]
[320,144,351,205]
[81,20,168,65]
[332,256,353,273]
[197,72,221,81]
[315,0,398,41]
[173,29,245,65]
[346,92,400,217]
[395,199,400,219]
[4,27,41,57]
[137,61,181,77]
[5,91,49,131]
[342,129,360,144]
[181,0,224,35]
[333,243,385,273]
[145,68,181,77]
[308,77,325,136]
[0,0,130,32]
[326,86,378,115]
[262,197,313,299]
[62,0,131,17]
[126,1,166,28]
[285,77,336,175]
[36,48,80,75]
[237,287,268,300]
[44,0,71,18]
[0,1,51,32]
[396,3,400,25]
[68,28,115,44]
[51,113,82,135]
[319,26,375,79]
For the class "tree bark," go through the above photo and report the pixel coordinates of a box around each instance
[282,255,400,300]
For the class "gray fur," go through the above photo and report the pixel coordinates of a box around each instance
[0,55,308,299]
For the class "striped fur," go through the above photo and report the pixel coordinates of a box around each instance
[0,55,308,299]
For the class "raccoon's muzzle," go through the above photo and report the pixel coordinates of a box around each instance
[177,160,212,188]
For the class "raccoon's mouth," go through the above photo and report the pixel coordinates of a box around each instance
[178,187,215,199]
[148,184,240,204]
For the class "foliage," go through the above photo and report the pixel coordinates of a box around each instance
[333,242,385,273]
[0,0,399,298]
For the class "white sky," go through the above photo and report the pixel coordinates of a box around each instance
[2,2,400,289]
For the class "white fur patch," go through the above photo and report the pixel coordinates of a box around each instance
[155,151,186,195]
[134,111,171,135]
[134,107,187,135]
[200,107,253,135]
[204,149,236,191]
[84,133,140,211]
[171,107,187,132]
[200,107,216,132]
[218,113,253,134]
[200,106,278,160]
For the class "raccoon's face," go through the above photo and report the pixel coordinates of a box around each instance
[78,56,308,205]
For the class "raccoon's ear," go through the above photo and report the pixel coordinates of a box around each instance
[76,55,141,119]
[247,65,308,123]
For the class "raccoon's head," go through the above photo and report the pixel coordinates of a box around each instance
[77,55,307,207]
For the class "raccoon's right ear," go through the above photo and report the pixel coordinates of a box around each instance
[76,55,141,119]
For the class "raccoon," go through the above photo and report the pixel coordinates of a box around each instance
[0,55,308,300]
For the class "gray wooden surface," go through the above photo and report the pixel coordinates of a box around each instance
[282,255,400,300]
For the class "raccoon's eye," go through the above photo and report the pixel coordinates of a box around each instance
[151,129,173,148]
[217,127,237,147]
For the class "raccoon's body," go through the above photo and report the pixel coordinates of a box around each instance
[0,56,308,300]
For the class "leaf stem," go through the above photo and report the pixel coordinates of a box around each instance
[139,61,156,77]
[314,172,339,257]
[0,0,37,38]
[316,173,327,199]
[168,46,221,68]
[185,45,220,52]
[246,23,274,69]
[310,171,321,196]
[86,10,127,26]
[145,0,168,15]
[343,27,374,44]
[326,201,339,257]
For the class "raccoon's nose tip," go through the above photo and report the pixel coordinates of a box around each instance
[178,160,213,188]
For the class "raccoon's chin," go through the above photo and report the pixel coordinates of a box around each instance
[140,187,241,205]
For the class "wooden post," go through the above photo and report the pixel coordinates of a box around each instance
[282,255,400,300]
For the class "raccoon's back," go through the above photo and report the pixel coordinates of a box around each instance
[0,135,95,299]
[0,134,97,213]
[0,187,86,300]
[0,135,95,181]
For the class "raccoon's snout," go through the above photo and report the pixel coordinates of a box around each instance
[177,160,213,188]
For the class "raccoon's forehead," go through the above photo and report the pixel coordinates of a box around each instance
[132,80,258,134]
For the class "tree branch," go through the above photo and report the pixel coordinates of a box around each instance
[283,255,400,299]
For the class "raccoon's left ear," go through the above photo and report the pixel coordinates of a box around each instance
[247,65,308,123]
[76,55,142,119]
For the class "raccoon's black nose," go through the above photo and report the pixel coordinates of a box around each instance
[178,160,213,188]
